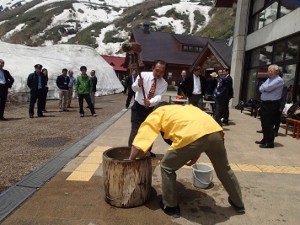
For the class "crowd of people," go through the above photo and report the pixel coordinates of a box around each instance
[0,60,98,119]
[175,66,234,127]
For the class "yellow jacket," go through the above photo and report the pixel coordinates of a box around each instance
[133,104,223,152]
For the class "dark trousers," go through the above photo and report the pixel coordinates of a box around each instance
[29,90,45,116]
[161,132,244,208]
[260,101,280,144]
[128,101,153,147]
[221,98,230,123]
[43,88,48,110]
[214,99,225,126]
[0,84,8,117]
[78,94,95,115]
[188,94,204,109]
[274,110,282,134]
[125,91,135,108]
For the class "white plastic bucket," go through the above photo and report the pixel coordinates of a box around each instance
[191,164,213,189]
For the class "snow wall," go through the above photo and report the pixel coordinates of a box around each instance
[0,41,124,100]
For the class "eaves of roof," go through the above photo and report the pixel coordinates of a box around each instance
[101,55,126,71]
[192,40,232,69]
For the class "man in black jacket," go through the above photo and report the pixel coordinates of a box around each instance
[0,59,14,121]
[27,64,47,118]
[90,70,97,107]
[56,68,70,112]
[182,66,207,109]
[125,69,138,109]
[176,70,187,96]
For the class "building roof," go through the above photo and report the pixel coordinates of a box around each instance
[191,40,232,70]
[132,29,215,66]
[101,55,126,71]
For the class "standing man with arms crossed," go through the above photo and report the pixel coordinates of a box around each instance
[67,70,76,108]
[182,66,207,109]
[0,59,14,121]
[255,64,284,148]
[128,60,168,157]
[56,68,70,112]
[221,68,233,125]
[129,103,245,218]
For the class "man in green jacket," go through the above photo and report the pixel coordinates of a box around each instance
[75,66,96,117]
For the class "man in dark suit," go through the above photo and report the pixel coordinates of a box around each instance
[176,70,187,96]
[221,68,233,125]
[90,70,97,107]
[182,66,207,109]
[27,64,48,118]
[125,69,138,109]
[0,59,14,121]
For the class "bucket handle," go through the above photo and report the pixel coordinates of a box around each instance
[192,169,213,185]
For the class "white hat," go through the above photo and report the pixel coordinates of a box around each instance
[210,72,218,77]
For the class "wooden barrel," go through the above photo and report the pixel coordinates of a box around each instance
[103,146,152,208]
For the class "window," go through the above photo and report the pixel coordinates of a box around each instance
[250,45,273,67]
[273,40,285,62]
[250,0,299,33]
[280,0,300,18]
[245,33,300,102]
[285,36,300,60]
[264,2,279,26]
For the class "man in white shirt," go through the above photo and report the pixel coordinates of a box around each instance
[128,60,168,157]
[182,66,207,109]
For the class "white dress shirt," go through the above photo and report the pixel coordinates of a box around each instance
[132,71,168,107]
[192,74,201,94]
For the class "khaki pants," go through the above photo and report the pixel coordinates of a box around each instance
[160,132,244,208]
[58,89,68,109]
[67,87,73,107]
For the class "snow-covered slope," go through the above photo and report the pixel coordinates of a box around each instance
[0,0,214,56]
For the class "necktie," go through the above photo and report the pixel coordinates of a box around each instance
[147,79,156,100]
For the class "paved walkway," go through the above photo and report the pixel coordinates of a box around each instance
[1,98,300,225]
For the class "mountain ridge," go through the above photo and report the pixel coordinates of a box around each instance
[0,0,235,56]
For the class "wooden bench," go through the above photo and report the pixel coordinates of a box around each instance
[285,118,300,139]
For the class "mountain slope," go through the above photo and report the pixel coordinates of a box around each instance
[0,0,235,56]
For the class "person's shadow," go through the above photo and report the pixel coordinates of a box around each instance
[145,180,242,224]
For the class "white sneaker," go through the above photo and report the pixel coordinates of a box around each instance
[92,114,97,117]
[80,114,84,117]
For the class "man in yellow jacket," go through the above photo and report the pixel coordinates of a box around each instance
[129,103,245,218]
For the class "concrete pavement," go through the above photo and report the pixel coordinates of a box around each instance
[1,97,300,225]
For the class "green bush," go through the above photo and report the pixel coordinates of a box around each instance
[103,30,125,44]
